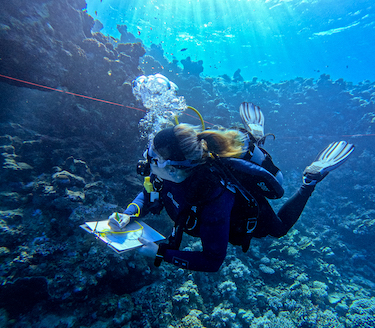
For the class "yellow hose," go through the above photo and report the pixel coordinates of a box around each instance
[174,106,205,130]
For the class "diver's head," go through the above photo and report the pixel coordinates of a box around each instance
[148,124,203,183]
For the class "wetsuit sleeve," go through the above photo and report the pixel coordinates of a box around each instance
[124,188,164,217]
[162,190,235,272]
[124,192,146,216]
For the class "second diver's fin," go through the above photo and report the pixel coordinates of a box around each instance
[240,102,265,144]
[303,141,355,185]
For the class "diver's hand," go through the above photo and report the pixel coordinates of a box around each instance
[108,213,131,231]
[138,237,158,258]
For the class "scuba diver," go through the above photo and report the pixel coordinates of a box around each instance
[108,101,355,272]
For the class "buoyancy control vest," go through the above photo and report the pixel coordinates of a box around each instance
[168,154,285,252]
[211,154,284,251]
[147,147,285,253]
[216,156,284,252]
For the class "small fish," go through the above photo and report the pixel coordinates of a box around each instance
[95,11,97,16]
[180,48,188,52]
[138,31,141,35]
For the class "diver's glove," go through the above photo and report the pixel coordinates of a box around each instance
[303,141,355,185]
[138,237,159,258]
[108,212,131,232]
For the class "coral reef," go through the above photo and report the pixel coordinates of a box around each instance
[0,0,144,104]
[181,57,204,77]
[1,70,375,326]
[346,298,375,327]
[0,1,375,327]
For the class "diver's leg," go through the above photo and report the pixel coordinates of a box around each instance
[274,184,315,236]
[259,141,354,238]
[273,140,355,236]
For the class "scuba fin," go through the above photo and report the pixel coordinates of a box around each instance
[303,141,355,185]
[240,102,265,143]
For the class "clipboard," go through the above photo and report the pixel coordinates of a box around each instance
[80,220,166,253]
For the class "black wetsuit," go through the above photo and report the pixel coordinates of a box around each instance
[125,159,315,272]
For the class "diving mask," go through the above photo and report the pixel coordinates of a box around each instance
[147,144,197,183]
[148,145,196,169]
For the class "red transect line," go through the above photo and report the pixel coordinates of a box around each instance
[282,134,375,139]
[343,134,375,137]
[0,73,146,112]
[0,73,210,124]
[0,74,64,92]
[1,74,374,137]
[183,111,214,126]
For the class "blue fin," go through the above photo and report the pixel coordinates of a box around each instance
[303,141,355,184]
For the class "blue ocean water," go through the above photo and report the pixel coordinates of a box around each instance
[86,0,375,83]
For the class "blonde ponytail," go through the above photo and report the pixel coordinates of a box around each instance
[172,124,246,161]
[198,129,245,158]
